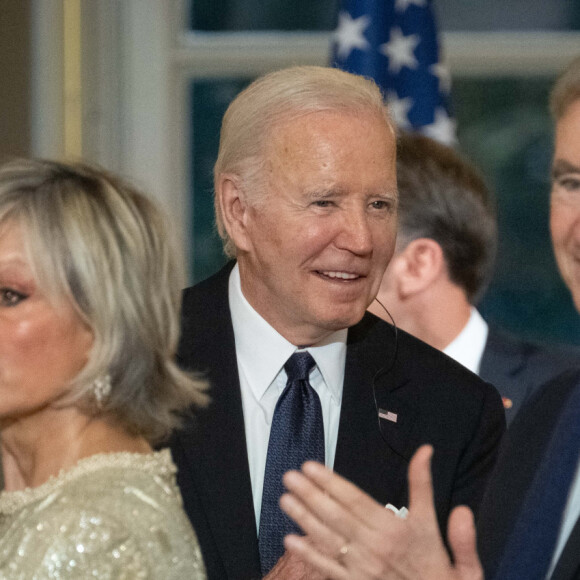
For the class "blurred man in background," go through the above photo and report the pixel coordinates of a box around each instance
[369,132,580,423]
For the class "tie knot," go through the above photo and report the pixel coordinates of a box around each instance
[284,351,316,382]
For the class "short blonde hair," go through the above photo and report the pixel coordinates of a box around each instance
[214,65,394,257]
[550,55,580,121]
[0,158,207,444]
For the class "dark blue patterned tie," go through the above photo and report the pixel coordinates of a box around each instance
[493,380,580,580]
[258,351,325,575]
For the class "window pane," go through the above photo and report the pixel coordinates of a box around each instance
[190,79,250,283]
[436,0,580,31]
[190,0,339,31]
[455,76,580,345]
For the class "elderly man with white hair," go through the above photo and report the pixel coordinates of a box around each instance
[170,65,504,580]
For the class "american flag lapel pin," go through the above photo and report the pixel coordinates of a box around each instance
[378,408,398,423]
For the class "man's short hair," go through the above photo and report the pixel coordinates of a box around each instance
[396,133,497,304]
[213,65,394,257]
[550,55,580,121]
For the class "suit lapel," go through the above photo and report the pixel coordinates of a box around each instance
[479,327,525,384]
[333,315,418,507]
[176,265,261,578]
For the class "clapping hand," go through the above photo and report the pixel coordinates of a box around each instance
[280,445,483,580]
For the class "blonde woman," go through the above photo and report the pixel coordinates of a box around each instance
[0,159,207,578]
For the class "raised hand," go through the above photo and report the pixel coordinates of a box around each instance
[280,445,483,580]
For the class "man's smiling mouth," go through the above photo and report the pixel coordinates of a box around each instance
[318,270,361,280]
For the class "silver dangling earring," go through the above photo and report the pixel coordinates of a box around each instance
[92,374,112,409]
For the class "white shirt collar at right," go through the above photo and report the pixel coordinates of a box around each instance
[443,307,489,374]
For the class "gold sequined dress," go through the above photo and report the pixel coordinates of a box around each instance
[0,449,206,579]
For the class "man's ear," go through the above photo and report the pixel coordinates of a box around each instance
[216,174,252,252]
[396,238,445,297]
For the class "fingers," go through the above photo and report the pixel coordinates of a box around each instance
[282,467,363,557]
[284,534,350,580]
[447,506,484,580]
[282,447,481,580]
[281,466,396,577]
[280,486,346,556]
[282,466,358,537]
[407,445,435,517]
[293,461,387,530]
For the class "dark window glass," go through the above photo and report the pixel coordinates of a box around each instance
[189,0,580,32]
[190,0,339,31]
[455,77,580,345]
[436,0,580,31]
[189,79,250,283]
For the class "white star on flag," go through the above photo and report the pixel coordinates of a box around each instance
[430,62,452,94]
[380,27,419,74]
[421,108,457,146]
[395,0,427,12]
[331,0,455,144]
[386,91,413,128]
[333,11,371,60]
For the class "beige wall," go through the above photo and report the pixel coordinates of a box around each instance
[0,1,31,162]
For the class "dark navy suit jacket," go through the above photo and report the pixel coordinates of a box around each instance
[480,325,580,425]
[478,369,580,580]
[171,264,505,580]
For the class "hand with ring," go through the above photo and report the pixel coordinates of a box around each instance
[280,445,483,580]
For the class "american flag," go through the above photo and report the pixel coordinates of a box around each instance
[331,0,456,145]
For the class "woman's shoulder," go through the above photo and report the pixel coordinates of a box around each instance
[0,450,185,518]
[62,448,181,503]
[0,450,206,579]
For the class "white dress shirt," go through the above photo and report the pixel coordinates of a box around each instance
[228,264,346,530]
[443,307,489,374]
[546,458,580,577]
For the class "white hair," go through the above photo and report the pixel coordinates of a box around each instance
[214,65,395,257]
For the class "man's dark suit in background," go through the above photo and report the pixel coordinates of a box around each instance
[370,134,580,426]
[478,369,580,580]
[171,264,505,580]
[480,325,580,423]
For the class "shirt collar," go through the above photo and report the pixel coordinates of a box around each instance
[443,307,489,374]
[229,263,346,403]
